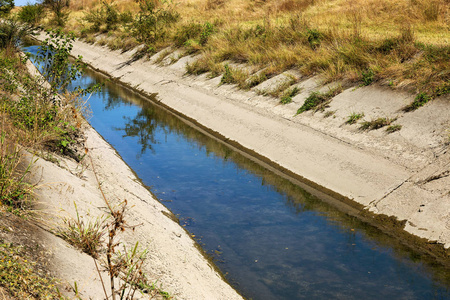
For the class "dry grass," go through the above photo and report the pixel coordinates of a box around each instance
[58,0,449,94]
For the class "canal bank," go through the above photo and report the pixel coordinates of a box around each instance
[3,46,244,299]
[59,34,450,255]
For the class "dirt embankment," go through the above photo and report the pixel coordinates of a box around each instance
[61,35,449,253]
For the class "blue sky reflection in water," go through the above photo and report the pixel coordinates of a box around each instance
[24,45,449,299]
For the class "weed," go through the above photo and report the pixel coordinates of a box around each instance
[360,117,397,130]
[346,112,364,124]
[404,92,430,112]
[280,86,301,104]
[243,71,268,89]
[361,69,374,86]
[17,3,45,26]
[307,28,322,49]
[57,203,105,258]
[0,240,62,298]
[132,0,179,46]
[434,82,449,97]
[220,64,235,85]
[296,86,342,114]
[386,124,402,133]
[200,22,215,46]
[323,110,336,118]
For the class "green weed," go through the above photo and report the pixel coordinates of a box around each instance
[386,124,402,133]
[296,86,342,114]
[220,64,235,85]
[57,203,105,258]
[346,112,364,124]
[404,92,430,112]
[361,68,374,86]
[280,86,301,104]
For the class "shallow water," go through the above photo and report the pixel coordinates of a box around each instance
[25,45,450,299]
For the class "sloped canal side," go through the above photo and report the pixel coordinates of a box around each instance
[26,45,450,299]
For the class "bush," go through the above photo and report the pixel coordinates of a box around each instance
[84,1,122,32]
[17,4,45,25]
[173,23,202,47]
[0,0,14,17]
[0,19,31,50]
[200,22,215,45]
[132,0,179,45]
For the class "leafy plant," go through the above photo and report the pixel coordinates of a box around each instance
[200,22,215,45]
[307,28,322,49]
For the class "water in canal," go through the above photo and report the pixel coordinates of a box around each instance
[25,45,449,299]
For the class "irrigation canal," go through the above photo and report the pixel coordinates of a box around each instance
[25,45,450,300]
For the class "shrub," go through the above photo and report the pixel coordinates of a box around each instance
[132,0,179,45]
[42,0,70,27]
[17,4,45,26]
[0,0,14,17]
[0,19,32,50]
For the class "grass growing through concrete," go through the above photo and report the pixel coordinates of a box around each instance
[296,86,343,114]
[360,117,397,131]
[346,112,365,125]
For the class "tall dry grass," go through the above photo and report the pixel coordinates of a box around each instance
[60,0,449,94]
